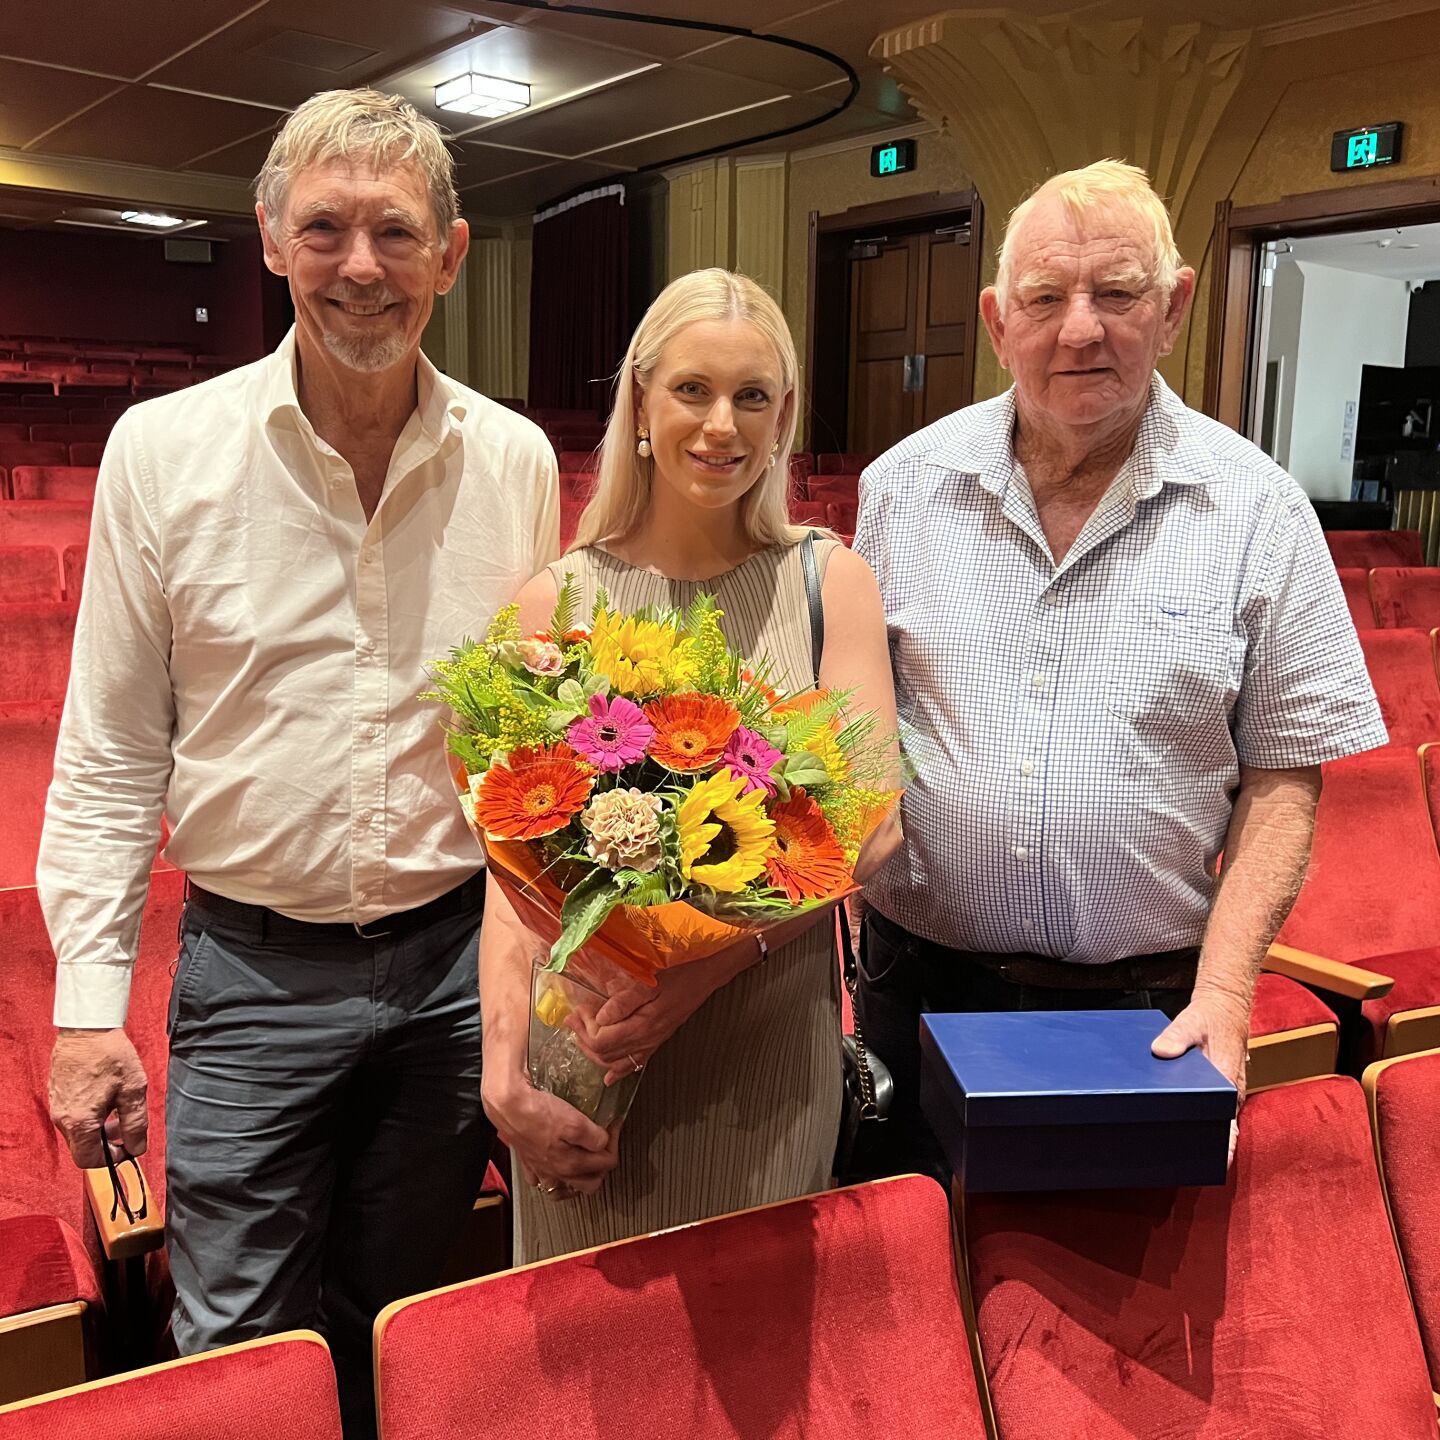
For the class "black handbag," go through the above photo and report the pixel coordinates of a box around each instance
[800,531,892,1182]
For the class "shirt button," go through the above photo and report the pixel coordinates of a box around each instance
[365,725,378,740]
[1043,591,1059,606]
[1031,673,1047,690]
[1021,917,1035,932]
[362,549,376,565]
[1020,759,1035,777]
[1014,845,1029,861]
[359,809,373,824]
[329,475,344,490]
[358,890,370,904]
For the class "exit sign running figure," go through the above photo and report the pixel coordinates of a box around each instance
[1331,122,1403,172]
[871,138,917,178]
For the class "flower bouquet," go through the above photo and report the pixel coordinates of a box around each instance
[426,577,898,1127]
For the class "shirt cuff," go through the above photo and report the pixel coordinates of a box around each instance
[52,961,134,1029]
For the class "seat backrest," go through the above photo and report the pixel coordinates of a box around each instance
[1367,1049,1440,1384]
[68,442,104,467]
[0,424,25,444]
[1278,750,1440,962]
[788,499,829,525]
[816,452,878,475]
[0,601,78,703]
[556,450,599,473]
[1359,628,1440,749]
[1370,567,1440,631]
[0,547,61,604]
[0,501,94,553]
[1326,529,1425,568]
[29,424,111,445]
[0,1331,342,1438]
[807,475,859,503]
[9,467,99,504]
[375,1176,987,1440]
[0,443,67,472]
[1337,567,1377,630]
[0,708,61,887]
[967,1076,1438,1440]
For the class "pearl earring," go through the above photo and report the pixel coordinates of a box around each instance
[768,443,779,469]
[636,428,652,459]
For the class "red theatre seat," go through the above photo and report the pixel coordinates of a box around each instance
[375,1177,988,1440]
[29,424,111,445]
[0,1331,343,1438]
[967,1076,1440,1440]
[0,424,26,444]
[1358,628,1440,750]
[0,503,93,555]
[788,499,830,527]
[0,443,67,473]
[67,443,104,468]
[0,548,61,604]
[807,475,860,503]
[0,706,61,888]
[1325,528,1425,569]
[9,468,99,504]
[1371,567,1440,630]
[556,450,599,473]
[0,602,77,703]
[1366,1049,1440,1389]
[816,452,878,475]
[1336,567,1378,630]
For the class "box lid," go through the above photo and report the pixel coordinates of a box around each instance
[920,1010,1237,1128]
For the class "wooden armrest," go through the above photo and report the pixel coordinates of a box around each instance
[1263,943,1395,1001]
[82,1160,164,1262]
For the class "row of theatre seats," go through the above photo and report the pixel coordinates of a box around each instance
[5,1057,1440,1438]
[0,335,250,397]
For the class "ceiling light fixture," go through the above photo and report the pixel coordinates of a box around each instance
[121,210,186,229]
[434,72,530,119]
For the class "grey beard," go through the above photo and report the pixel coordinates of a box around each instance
[321,325,411,374]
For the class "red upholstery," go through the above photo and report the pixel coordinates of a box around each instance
[68,443,104,468]
[9,468,99,504]
[828,498,858,540]
[0,706,61,887]
[1371,567,1440,630]
[788,499,829,526]
[556,450,599,472]
[789,452,813,485]
[559,500,584,550]
[1325,529,1425,568]
[28,425,110,445]
[1371,1050,1440,1383]
[815,452,878,474]
[1247,971,1336,1036]
[1357,947,1440,1067]
[0,1215,101,1319]
[1336,567,1377,630]
[0,603,76,703]
[0,424,25,443]
[376,1177,988,1440]
[0,1332,343,1438]
[1357,628,1440,749]
[0,503,92,554]
[0,443,66,472]
[968,1076,1440,1440]
[0,548,60,604]
[61,546,84,601]
[807,475,859,502]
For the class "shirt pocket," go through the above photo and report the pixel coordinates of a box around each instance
[1104,598,1238,731]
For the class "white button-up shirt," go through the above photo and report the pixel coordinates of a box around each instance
[39,331,558,1026]
[856,376,1386,961]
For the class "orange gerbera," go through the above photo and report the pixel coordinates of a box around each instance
[642,693,740,771]
[473,742,595,840]
[765,789,850,902]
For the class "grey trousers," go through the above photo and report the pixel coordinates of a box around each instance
[165,882,492,1440]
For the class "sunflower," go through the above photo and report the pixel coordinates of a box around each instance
[676,768,775,892]
[765,789,850,902]
[589,610,688,696]
[803,722,850,785]
[643,693,740,772]
[472,742,595,841]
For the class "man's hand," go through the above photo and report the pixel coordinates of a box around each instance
[49,1028,149,1169]
[1152,995,1249,1165]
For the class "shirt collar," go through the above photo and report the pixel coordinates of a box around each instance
[938,371,1219,497]
[260,327,468,443]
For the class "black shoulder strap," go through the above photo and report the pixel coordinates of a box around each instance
[800,529,824,686]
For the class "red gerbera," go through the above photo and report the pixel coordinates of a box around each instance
[473,742,595,840]
[642,692,740,771]
[765,789,850,902]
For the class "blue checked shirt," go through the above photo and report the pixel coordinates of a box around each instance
[856,375,1387,961]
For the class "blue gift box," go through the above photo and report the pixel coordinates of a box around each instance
[919,1010,1237,1192]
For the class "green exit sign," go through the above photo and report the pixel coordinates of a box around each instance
[870,138,917,179]
[1331,122,1403,172]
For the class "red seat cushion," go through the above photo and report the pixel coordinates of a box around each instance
[9,467,98,504]
[1248,971,1336,1036]
[1371,1050,1440,1381]
[968,1077,1439,1439]
[0,1215,100,1318]
[0,1332,343,1438]
[1371,567,1440,631]
[1357,946,1440,1068]
[1326,529,1424,568]
[376,1176,988,1440]
[0,547,60,604]
[1358,629,1440,749]
[1336,567,1376,630]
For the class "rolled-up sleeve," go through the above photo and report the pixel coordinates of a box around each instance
[37,411,175,1028]
[1231,492,1388,768]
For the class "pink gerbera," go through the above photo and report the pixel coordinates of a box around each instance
[720,725,783,796]
[567,692,654,773]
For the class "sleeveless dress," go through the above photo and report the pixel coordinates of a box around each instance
[514,539,844,1264]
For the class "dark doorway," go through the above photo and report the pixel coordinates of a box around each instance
[805,189,982,457]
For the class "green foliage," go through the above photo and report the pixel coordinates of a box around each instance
[549,572,580,643]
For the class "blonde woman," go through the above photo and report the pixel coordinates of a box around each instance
[479,268,902,1262]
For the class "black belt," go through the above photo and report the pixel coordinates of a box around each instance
[185,873,486,945]
[869,910,1199,992]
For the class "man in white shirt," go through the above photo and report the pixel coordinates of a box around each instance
[854,160,1385,1181]
[39,89,558,1438]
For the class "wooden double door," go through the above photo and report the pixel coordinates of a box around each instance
[846,224,981,454]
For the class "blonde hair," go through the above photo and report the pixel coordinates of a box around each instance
[573,268,808,552]
[256,88,459,248]
[995,159,1182,307]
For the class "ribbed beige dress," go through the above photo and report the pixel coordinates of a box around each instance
[514,538,843,1264]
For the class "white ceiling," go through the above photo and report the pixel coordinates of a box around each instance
[1282,223,1440,285]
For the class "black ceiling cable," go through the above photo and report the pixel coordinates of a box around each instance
[466,0,860,206]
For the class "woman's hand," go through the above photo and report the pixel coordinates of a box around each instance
[482,1070,619,1197]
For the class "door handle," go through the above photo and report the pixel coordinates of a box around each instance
[902,354,927,393]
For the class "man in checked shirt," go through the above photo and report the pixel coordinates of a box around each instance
[854,160,1386,1181]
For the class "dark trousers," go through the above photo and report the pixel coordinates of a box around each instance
[165,879,493,1440]
[854,908,1194,1185]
